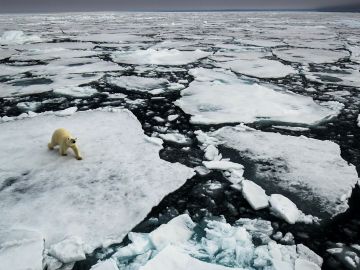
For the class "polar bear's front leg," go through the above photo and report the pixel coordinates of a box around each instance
[71,145,82,160]
[59,143,68,156]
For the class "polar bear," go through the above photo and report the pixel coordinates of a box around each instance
[48,128,82,160]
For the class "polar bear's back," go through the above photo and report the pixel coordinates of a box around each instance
[51,128,72,145]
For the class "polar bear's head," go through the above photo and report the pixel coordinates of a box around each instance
[65,137,77,147]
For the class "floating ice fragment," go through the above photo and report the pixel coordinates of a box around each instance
[149,214,195,250]
[158,133,191,145]
[53,86,98,98]
[48,236,86,264]
[16,101,41,112]
[241,180,269,210]
[269,194,300,224]
[203,160,243,171]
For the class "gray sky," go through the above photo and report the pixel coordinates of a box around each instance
[1,0,359,13]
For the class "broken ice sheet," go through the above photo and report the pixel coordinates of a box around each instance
[109,215,322,270]
[208,125,358,217]
[0,109,194,268]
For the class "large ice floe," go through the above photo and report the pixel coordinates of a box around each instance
[112,48,211,65]
[93,214,323,270]
[273,48,349,64]
[213,51,297,79]
[0,108,194,269]
[207,125,358,217]
[176,68,340,125]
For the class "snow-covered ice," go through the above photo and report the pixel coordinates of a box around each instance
[273,48,349,64]
[0,109,194,267]
[209,125,358,217]
[216,58,297,78]
[269,194,300,224]
[149,214,195,250]
[112,49,211,66]
[176,80,339,125]
[242,180,269,210]
[107,76,169,93]
[53,86,98,97]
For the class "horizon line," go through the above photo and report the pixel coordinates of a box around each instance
[0,8,360,15]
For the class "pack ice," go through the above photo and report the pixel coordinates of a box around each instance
[96,214,323,270]
[208,125,358,217]
[0,109,194,269]
[176,70,339,125]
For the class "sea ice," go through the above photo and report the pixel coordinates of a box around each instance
[158,133,191,145]
[175,80,339,125]
[269,194,300,224]
[0,30,42,45]
[273,48,349,64]
[0,109,194,268]
[0,229,44,270]
[149,214,195,250]
[209,125,359,217]
[111,215,322,270]
[48,236,86,263]
[91,259,118,270]
[203,160,244,171]
[216,58,297,78]
[53,86,98,97]
[112,49,211,66]
[242,180,269,210]
[107,76,169,93]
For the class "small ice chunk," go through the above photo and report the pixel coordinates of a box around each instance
[241,180,269,210]
[144,136,163,146]
[357,115,360,128]
[203,160,243,171]
[167,114,179,121]
[90,259,118,270]
[204,145,221,161]
[112,233,152,258]
[48,236,86,264]
[53,86,98,98]
[269,194,300,224]
[297,244,323,266]
[107,76,169,93]
[149,214,195,250]
[54,106,78,116]
[158,133,191,145]
[295,259,321,270]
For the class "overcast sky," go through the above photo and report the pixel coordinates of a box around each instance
[1,0,359,13]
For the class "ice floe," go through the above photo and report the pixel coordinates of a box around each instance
[53,86,98,97]
[0,108,194,268]
[208,125,359,217]
[273,48,349,64]
[269,194,300,224]
[242,180,269,210]
[216,58,297,78]
[107,76,169,93]
[175,80,339,125]
[112,49,211,66]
